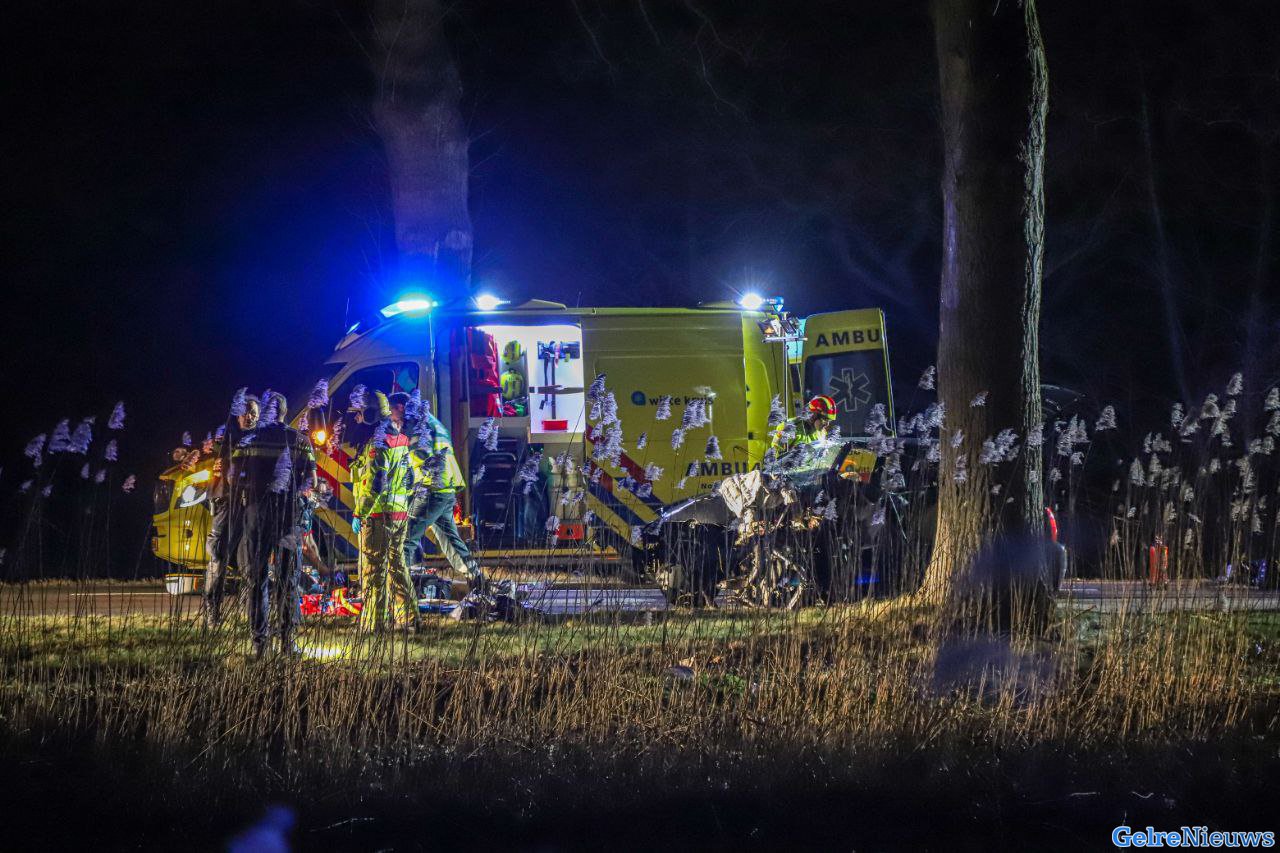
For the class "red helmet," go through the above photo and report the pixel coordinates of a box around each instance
[808,395,838,420]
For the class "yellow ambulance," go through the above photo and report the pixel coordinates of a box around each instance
[153,295,894,581]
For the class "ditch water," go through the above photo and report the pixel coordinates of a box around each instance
[5,731,1277,851]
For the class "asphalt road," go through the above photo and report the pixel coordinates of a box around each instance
[1,578,1276,617]
[1058,578,1280,613]
[0,583,201,617]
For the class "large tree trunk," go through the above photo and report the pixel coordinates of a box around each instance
[921,0,1048,604]
[372,0,472,288]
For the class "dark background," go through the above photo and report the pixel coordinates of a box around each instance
[1,0,1276,575]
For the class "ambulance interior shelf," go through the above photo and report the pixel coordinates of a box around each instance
[460,323,586,548]
[472,323,585,435]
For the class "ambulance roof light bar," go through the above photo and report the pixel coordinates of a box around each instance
[737,292,785,313]
[379,295,435,318]
[474,293,509,311]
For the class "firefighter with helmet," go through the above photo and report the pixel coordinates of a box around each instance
[386,391,486,596]
[770,395,838,456]
[349,390,420,632]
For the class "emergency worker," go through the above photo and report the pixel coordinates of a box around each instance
[387,391,485,595]
[203,393,260,628]
[230,392,317,657]
[350,391,419,631]
[770,395,838,456]
[298,479,333,592]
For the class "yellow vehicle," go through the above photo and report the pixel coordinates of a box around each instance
[153,294,894,581]
[152,465,215,592]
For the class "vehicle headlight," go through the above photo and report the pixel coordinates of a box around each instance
[178,482,208,508]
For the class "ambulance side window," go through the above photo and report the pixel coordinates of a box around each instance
[328,363,420,418]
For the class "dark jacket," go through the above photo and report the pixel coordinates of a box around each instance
[230,423,316,499]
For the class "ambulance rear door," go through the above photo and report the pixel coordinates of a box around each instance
[799,309,894,437]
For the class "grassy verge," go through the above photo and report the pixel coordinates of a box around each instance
[2,590,1277,849]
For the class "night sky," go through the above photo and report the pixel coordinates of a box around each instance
[2,1,1277,573]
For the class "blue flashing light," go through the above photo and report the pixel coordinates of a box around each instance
[380,295,435,318]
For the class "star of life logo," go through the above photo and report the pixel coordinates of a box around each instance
[827,368,872,414]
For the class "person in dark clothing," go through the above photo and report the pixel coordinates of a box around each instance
[230,391,317,657]
[203,392,260,628]
[298,479,333,591]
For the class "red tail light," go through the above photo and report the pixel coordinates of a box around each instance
[1044,507,1059,543]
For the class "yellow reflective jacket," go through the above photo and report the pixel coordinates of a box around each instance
[770,416,825,456]
[409,413,466,493]
[351,422,415,519]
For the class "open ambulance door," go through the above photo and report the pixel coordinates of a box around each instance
[799,309,893,479]
[449,319,591,556]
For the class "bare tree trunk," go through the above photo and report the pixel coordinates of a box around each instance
[1138,84,1191,405]
[1242,150,1274,393]
[372,0,472,288]
[921,0,1048,604]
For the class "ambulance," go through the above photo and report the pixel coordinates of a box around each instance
[152,294,894,585]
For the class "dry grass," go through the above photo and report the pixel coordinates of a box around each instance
[3,385,1280,845]
[3,589,1276,773]
[1,567,1277,847]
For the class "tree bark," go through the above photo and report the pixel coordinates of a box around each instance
[1138,84,1191,405]
[372,0,472,289]
[921,0,1048,603]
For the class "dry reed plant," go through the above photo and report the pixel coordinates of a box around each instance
[0,379,1278,825]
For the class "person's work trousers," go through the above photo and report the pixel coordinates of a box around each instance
[359,514,417,630]
[403,490,474,576]
[203,497,230,624]
[234,492,301,647]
